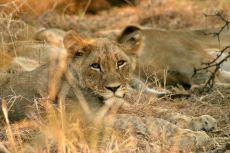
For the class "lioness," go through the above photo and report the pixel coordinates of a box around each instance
[118,26,230,88]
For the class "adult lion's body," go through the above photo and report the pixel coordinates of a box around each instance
[139,29,212,86]
[118,26,230,88]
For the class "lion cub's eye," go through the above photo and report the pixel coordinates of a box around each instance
[117,60,126,68]
[90,63,101,71]
[74,51,83,58]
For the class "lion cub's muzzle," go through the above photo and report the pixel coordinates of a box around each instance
[103,82,126,99]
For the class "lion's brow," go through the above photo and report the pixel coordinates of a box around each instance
[94,38,119,53]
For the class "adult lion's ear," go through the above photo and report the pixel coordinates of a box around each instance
[63,30,88,57]
[118,25,142,56]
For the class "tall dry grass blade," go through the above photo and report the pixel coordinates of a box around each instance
[1,99,16,152]
[81,0,91,18]
[86,100,115,150]
[57,98,66,153]
[163,67,168,89]
[88,98,124,150]
[65,69,91,116]
[0,143,10,153]
[47,47,67,103]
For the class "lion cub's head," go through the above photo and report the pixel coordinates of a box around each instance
[63,30,142,99]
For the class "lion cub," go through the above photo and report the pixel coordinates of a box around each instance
[0,30,142,121]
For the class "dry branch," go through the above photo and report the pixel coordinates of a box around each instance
[193,11,230,90]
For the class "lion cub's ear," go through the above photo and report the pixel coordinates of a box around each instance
[63,30,88,57]
[118,25,142,56]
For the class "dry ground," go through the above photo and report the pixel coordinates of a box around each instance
[0,0,230,152]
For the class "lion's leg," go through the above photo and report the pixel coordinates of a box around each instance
[218,69,230,83]
[129,77,170,98]
[129,78,217,131]
[113,114,216,152]
[151,108,217,132]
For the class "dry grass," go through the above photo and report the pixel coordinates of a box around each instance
[0,0,117,18]
[139,0,230,29]
[0,51,12,69]
[0,0,230,152]
[0,90,150,152]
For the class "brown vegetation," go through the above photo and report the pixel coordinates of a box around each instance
[0,0,138,17]
[0,0,230,152]
[0,51,12,69]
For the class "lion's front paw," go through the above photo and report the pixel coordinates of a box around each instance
[143,87,170,98]
[170,130,217,152]
[190,115,217,132]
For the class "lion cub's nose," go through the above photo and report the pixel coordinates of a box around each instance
[105,84,121,93]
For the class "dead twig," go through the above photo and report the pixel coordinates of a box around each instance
[203,11,230,47]
[193,11,230,90]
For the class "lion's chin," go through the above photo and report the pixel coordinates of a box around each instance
[100,92,125,100]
